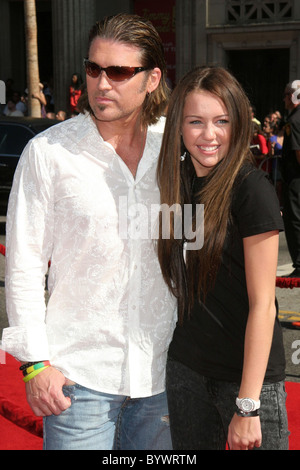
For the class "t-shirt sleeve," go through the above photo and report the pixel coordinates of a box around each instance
[232,169,284,238]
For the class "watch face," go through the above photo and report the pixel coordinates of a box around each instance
[241,398,254,412]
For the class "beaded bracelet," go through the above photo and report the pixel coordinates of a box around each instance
[19,361,48,371]
[23,365,50,383]
[22,361,51,376]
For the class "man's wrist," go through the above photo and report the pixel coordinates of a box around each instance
[19,360,51,382]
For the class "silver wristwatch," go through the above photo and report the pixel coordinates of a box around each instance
[236,397,260,413]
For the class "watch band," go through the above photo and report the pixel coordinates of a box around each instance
[236,408,260,418]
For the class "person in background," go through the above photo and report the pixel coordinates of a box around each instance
[3,99,24,117]
[55,110,67,121]
[46,111,56,119]
[32,82,48,117]
[264,119,284,204]
[251,122,269,173]
[3,91,27,116]
[250,105,261,128]
[282,81,300,278]
[157,65,288,450]
[270,110,282,125]
[69,72,83,115]
[2,13,176,450]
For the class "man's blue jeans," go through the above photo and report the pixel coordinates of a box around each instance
[166,358,289,450]
[43,385,172,450]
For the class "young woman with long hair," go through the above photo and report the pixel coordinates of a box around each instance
[157,66,288,450]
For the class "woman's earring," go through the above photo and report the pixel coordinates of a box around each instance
[180,151,187,162]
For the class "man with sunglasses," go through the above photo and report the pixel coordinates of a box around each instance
[3,14,176,450]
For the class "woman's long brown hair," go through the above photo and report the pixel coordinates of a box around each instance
[157,66,253,323]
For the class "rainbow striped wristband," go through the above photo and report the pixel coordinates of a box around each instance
[23,365,50,383]
[24,361,50,376]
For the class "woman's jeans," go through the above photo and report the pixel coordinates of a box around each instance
[43,386,172,450]
[166,359,289,450]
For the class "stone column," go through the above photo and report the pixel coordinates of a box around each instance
[51,0,96,113]
[175,0,207,82]
[289,36,300,82]
[0,0,12,89]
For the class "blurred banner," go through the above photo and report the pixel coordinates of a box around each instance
[134,0,176,88]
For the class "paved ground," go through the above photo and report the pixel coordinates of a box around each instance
[0,217,299,381]
[277,233,300,323]
[276,231,300,383]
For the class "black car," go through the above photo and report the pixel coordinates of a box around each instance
[0,116,58,215]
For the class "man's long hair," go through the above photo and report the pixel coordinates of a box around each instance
[78,13,170,126]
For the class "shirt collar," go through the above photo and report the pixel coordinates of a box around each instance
[76,112,162,183]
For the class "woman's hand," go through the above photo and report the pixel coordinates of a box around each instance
[227,413,262,450]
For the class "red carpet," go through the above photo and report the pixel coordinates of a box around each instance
[0,353,43,450]
[0,352,299,450]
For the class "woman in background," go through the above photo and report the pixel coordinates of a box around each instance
[157,66,288,450]
[69,72,83,115]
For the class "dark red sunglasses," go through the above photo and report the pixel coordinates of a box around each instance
[84,59,149,82]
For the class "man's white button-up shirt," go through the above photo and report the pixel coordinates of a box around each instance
[3,113,177,398]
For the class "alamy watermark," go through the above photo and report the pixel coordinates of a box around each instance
[118,197,204,250]
[0,80,5,104]
[292,340,300,365]
[291,80,300,105]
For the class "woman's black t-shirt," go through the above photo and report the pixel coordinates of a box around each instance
[168,166,286,384]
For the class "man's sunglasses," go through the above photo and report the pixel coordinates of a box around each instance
[83,59,149,82]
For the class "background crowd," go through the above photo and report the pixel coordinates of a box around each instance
[0,73,84,121]
[250,105,284,205]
